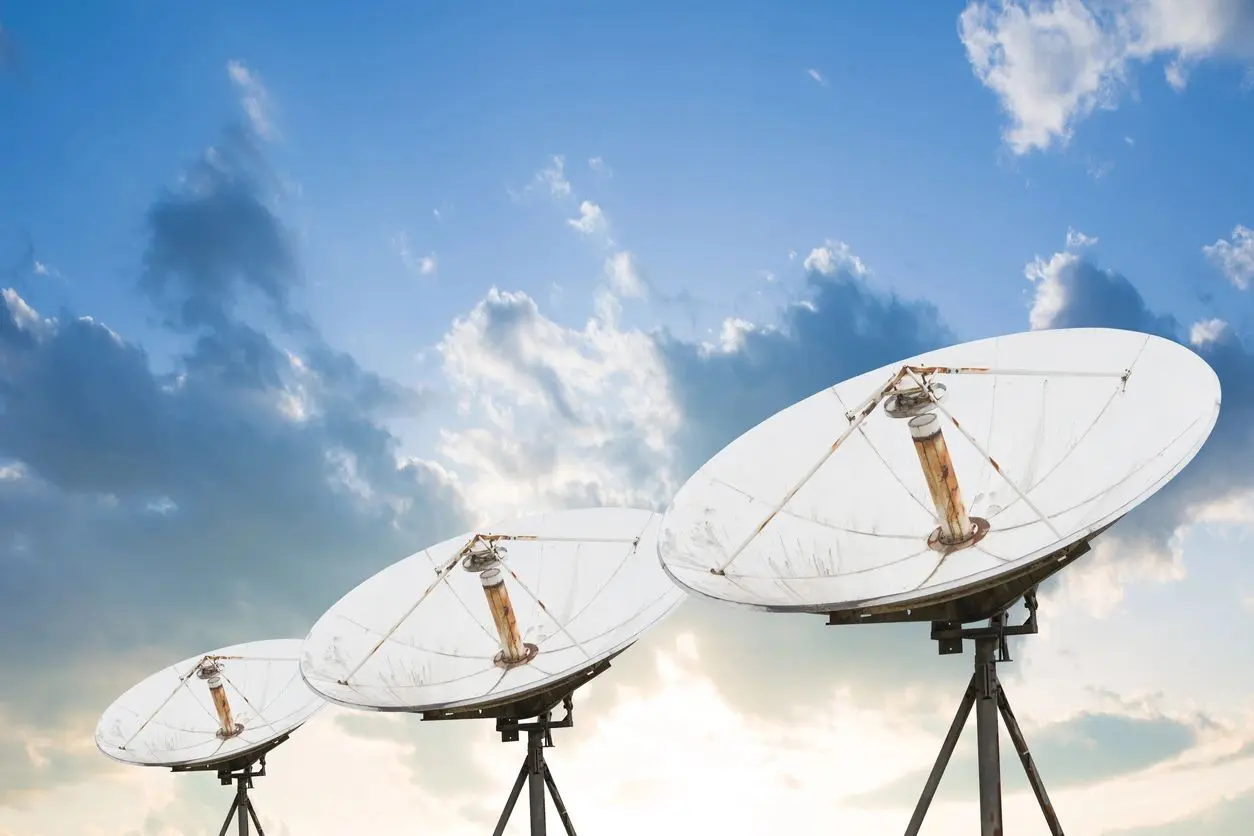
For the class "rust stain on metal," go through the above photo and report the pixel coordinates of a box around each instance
[481,568,532,668]
[196,660,243,740]
[909,414,975,545]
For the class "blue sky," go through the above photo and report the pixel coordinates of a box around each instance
[2,2,1254,835]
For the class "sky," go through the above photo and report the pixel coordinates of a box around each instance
[1,0,1253,834]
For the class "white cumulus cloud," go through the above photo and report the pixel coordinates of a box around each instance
[959,0,1254,154]
[1203,224,1254,290]
[568,201,609,236]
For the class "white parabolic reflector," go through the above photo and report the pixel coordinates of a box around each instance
[96,639,325,769]
[300,507,686,713]
[658,328,1221,614]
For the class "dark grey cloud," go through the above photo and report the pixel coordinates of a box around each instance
[1031,257,1254,555]
[850,712,1200,809]
[0,130,469,802]
[659,272,956,479]
[140,126,306,333]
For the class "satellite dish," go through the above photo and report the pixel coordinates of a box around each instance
[657,328,1220,836]
[658,327,1220,622]
[300,506,686,836]
[96,638,325,836]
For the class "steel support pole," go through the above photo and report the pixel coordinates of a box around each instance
[244,794,266,836]
[217,795,239,836]
[544,763,577,836]
[492,762,529,836]
[527,729,547,836]
[904,677,979,836]
[239,778,249,836]
[973,636,1003,836]
[998,688,1065,835]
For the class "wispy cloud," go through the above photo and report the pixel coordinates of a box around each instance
[567,201,608,237]
[807,68,828,86]
[226,59,276,141]
[1066,227,1098,249]
[588,156,612,176]
[391,231,437,277]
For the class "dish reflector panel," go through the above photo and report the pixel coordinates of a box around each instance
[96,639,325,769]
[300,507,685,713]
[658,328,1220,614]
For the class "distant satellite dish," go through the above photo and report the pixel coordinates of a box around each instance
[301,507,684,715]
[300,506,686,836]
[658,327,1220,621]
[96,639,325,836]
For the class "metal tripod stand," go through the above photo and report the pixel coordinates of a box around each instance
[492,694,577,836]
[215,756,268,836]
[905,589,1065,836]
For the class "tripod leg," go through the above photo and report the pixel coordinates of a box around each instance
[527,730,547,836]
[245,796,267,836]
[217,795,240,836]
[905,675,979,836]
[493,761,530,836]
[544,762,577,836]
[974,637,1003,836]
[998,688,1064,835]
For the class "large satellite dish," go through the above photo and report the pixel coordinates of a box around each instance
[657,328,1220,836]
[301,506,686,836]
[96,638,325,836]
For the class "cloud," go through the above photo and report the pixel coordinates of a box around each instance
[392,230,437,276]
[567,200,608,237]
[855,711,1201,808]
[1191,317,1230,346]
[436,286,680,520]
[532,154,572,199]
[0,117,468,802]
[141,127,305,332]
[1024,240,1254,587]
[1203,224,1254,290]
[801,239,869,277]
[1066,227,1100,249]
[588,156,612,176]
[808,68,828,85]
[959,0,1254,154]
[605,251,646,298]
[226,59,276,141]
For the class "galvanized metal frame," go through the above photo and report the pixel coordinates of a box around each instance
[903,591,1064,836]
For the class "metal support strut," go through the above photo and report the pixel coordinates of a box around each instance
[216,758,267,836]
[904,591,1064,836]
[492,696,578,836]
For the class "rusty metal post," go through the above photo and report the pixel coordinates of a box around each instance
[908,413,975,544]
[481,568,527,664]
[973,635,1003,836]
[197,661,241,740]
[999,689,1065,835]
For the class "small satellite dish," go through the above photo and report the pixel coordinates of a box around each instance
[96,639,325,836]
[658,327,1220,622]
[300,506,686,836]
[657,327,1220,836]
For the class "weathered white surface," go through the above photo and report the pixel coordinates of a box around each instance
[658,328,1221,613]
[301,507,685,712]
[96,639,324,768]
